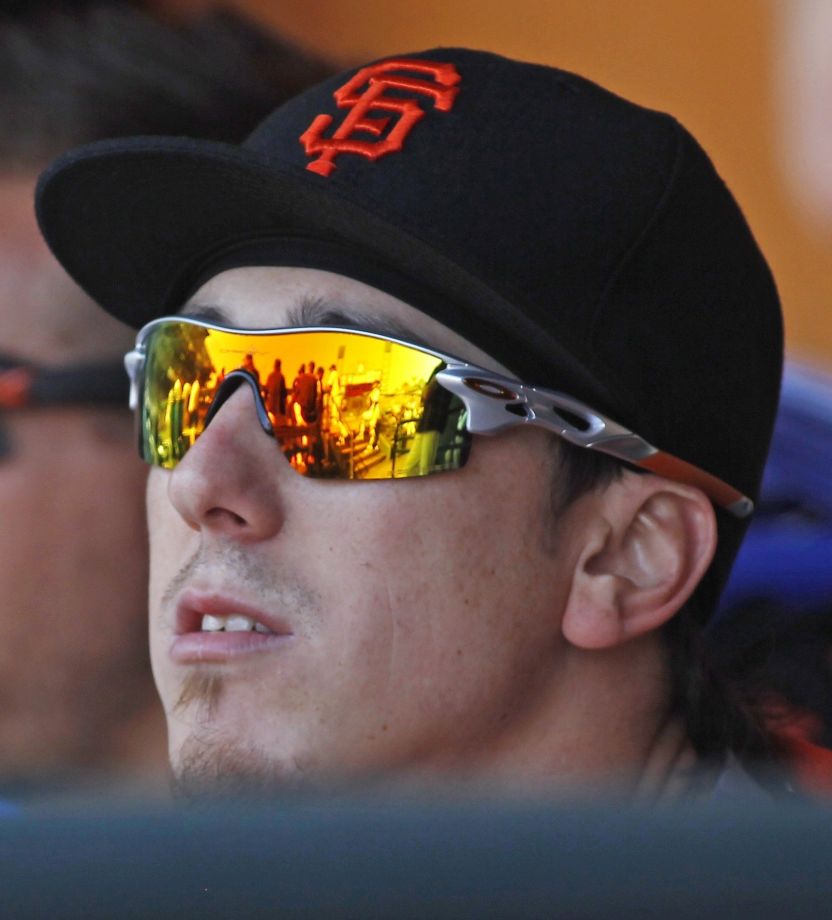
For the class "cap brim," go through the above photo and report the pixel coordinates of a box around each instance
[36,135,620,409]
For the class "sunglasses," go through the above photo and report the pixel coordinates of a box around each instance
[125,317,753,518]
[0,355,130,459]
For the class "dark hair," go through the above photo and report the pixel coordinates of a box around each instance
[0,1,332,168]
[549,438,776,766]
[707,600,832,742]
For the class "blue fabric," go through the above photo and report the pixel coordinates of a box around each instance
[718,524,832,615]
[759,362,832,518]
[718,360,832,618]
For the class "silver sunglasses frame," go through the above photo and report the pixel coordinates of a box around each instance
[125,317,753,519]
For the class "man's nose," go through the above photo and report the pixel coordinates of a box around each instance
[166,379,285,541]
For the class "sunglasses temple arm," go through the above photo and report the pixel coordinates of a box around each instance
[634,452,754,519]
[436,366,753,519]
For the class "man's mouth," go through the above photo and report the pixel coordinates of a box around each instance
[199,614,274,634]
[169,591,294,664]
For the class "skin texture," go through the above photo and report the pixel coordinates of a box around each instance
[149,266,717,796]
[0,176,166,783]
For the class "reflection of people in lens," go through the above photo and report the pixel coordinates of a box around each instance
[326,364,339,396]
[241,353,260,384]
[324,364,346,436]
[359,383,382,448]
[405,368,452,476]
[265,358,287,419]
[293,362,318,424]
[315,365,325,420]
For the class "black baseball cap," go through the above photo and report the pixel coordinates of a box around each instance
[36,47,783,602]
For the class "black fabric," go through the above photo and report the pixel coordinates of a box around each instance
[182,236,462,328]
[35,48,783,606]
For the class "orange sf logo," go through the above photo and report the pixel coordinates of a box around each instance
[300,58,461,177]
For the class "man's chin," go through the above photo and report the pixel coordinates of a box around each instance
[169,733,420,800]
[170,735,303,801]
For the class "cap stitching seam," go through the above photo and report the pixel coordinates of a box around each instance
[589,115,685,332]
[588,115,685,436]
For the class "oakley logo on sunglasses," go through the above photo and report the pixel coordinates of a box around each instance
[300,58,461,177]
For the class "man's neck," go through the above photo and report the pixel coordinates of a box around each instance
[634,714,705,800]
[422,635,701,797]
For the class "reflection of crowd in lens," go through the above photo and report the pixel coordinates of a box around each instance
[250,353,344,476]
[290,362,319,425]
[156,341,469,478]
[241,353,259,384]
[265,359,287,416]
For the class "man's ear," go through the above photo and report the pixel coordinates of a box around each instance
[560,474,717,650]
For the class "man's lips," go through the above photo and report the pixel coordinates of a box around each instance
[170,590,295,664]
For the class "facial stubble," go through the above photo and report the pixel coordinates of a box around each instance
[159,542,322,797]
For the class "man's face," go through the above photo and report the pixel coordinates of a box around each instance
[149,266,580,790]
[0,176,156,779]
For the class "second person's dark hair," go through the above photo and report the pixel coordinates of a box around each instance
[0,1,333,167]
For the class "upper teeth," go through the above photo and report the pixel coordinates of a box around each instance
[201,614,272,634]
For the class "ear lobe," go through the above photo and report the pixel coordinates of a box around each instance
[561,478,717,650]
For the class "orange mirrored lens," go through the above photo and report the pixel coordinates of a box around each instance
[141,321,471,479]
